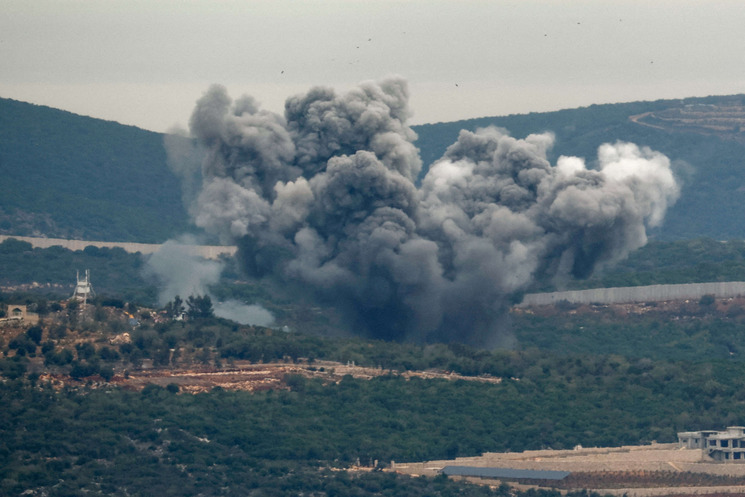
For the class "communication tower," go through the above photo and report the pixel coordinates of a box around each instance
[71,269,94,306]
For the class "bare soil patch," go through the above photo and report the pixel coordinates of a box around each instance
[39,359,502,393]
[393,444,745,496]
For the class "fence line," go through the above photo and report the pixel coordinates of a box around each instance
[520,282,745,306]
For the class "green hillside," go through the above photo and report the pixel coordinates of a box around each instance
[3,94,745,242]
[2,308,745,495]
[7,96,745,497]
[414,94,745,241]
[0,98,191,242]
[7,236,745,361]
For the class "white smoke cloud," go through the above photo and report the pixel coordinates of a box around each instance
[175,77,680,346]
[143,237,223,306]
[213,300,275,327]
[143,236,275,326]
[163,125,204,215]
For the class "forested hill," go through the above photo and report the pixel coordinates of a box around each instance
[4,94,745,242]
[414,94,745,241]
[0,98,191,242]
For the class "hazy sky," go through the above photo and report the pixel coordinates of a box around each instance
[3,0,745,133]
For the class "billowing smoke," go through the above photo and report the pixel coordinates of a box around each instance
[143,237,275,327]
[163,126,204,215]
[212,301,275,328]
[143,237,222,305]
[183,77,679,346]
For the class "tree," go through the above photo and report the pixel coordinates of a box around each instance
[165,295,185,319]
[25,326,43,345]
[186,294,214,319]
[9,334,36,356]
[70,361,98,379]
[66,300,80,327]
[35,299,49,316]
[76,342,97,361]
[699,294,716,307]
[94,304,107,322]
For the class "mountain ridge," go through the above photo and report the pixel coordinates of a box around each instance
[4,93,745,242]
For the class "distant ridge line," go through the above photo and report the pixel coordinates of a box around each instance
[0,235,237,260]
[520,281,745,306]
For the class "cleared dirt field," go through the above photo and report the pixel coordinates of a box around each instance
[393,444,745,496]
[629,103,745,143]
[38,359,503,393]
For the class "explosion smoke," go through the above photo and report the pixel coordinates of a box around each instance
[143,237,275,327]
[183,77,679,346]
[143,238,222,305]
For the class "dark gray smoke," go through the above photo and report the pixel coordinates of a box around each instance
[185,77,679,346]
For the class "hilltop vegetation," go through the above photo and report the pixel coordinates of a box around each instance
[3,237,745,494]
[8,236,745,359]
[538,237,745,291]
[8,235,745,365]
[2,301,745,495]
[415,94,745,241]
[0,98,191,242]
[5,236,745,305]
[3,94,745,242]
[0,237,155,303]
[6,93,745,495]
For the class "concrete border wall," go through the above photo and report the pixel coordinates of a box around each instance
[520,282,745,307]
[0,235,237,260]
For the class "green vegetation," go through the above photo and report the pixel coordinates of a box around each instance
[7,92,745,496]
[4,279,745,494]
[185,294,214,319]
[3,370,618,497]
[0,97,193,242]
[3,331,745,494]
[559,238,745,291]
[8,236,745,308]
[0,238,157,304]
[4,94,745,242]
[413,94,745,241]
[512,307,745,361]
[9,236,745,360]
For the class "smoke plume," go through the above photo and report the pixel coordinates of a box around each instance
[163,126,204,215]
[143,238,223,306]
[182,77,679,346]
[143,237,275,327]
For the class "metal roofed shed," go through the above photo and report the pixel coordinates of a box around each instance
[441,465,570,481]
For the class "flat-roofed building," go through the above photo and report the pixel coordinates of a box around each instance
[678,430,719,449]
[678,427,745,462]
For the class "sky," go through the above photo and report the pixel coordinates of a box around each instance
[3,0,745,133]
